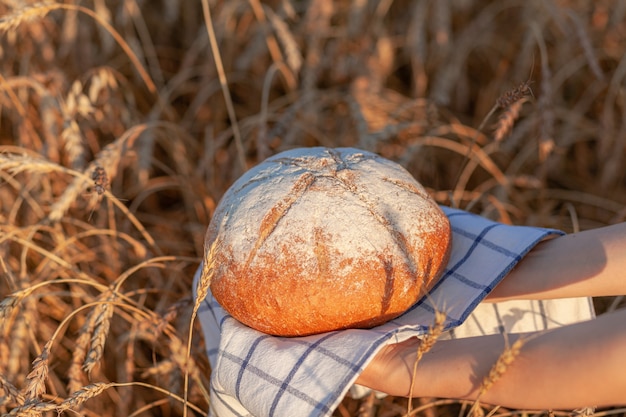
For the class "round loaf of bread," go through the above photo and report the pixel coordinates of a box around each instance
[206,147,451,336]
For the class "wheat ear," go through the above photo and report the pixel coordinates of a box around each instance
[407,310,446,415]
[58,382,112,411]
[468,335,527,416]
[0,291,27,321]
[452,79,532,202]
[493,97,528,143]
[23,342,51,400]
[0,3,155,93]
[0,372,25,406]
[83,294,115,377]
[7,399,57,417]
[183,238,219,416]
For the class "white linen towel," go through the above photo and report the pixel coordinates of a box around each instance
[195,206,594,417]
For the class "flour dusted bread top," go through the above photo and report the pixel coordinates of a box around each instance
[206,147,451,336]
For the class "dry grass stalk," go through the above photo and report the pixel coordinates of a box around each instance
[407,1,428,97]
[531,22,556,168]
[433,0,452,47]
[348,86,376,150]
[565,9,604,81]
[407,310,446,415]
[201,0,246,174]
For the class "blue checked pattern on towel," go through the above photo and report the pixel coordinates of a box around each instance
[194,206,566,417]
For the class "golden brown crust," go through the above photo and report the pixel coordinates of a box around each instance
[207,147,451,337]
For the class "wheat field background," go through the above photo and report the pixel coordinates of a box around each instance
[1,0,625,416]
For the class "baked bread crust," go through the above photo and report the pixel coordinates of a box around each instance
[206,147,451,336]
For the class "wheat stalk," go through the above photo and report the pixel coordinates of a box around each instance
[40,124,161,254]
[7,398,57,417]
[0,2,56,32]
[565,9,604,81]
[0,372,25,406]
[0,153,81,178]
[468,336,527,417]
[254,0,300,92]
[407,310,446,415]
[141,359,176,379]
[0,234,97,285]
[452,78,532,204]
[407,1,428,97]
[493,97,528,143]
[169,335,204,393]
[266,7,302,77]
[121,0,165,88]
[67,325,93,394]
[0,292,27,322]
[201,0,246,174]
[30,298,161,395]
[528,22,556,170]
[153,299,187,337]
[23,342,51,400]
[59,382,112,411]
[0,72,26,116]
[46,128,134,223]
[9,380,207,415]
[301,0,333,93]
[479,337,526,395]
[495,80,533,110]
[0,3,156,94]
[433,0,451,47]
[182,238,220,415]
[83,295,115,377]
[60,80,93,170]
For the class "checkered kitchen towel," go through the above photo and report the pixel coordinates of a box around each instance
[194,206,593,417]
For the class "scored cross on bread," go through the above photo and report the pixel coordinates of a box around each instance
[206,147,451,337]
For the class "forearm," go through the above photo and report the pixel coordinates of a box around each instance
[487,222,626,302]
[356,309,626,409]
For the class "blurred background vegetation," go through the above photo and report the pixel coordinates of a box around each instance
[0,0,625,416]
